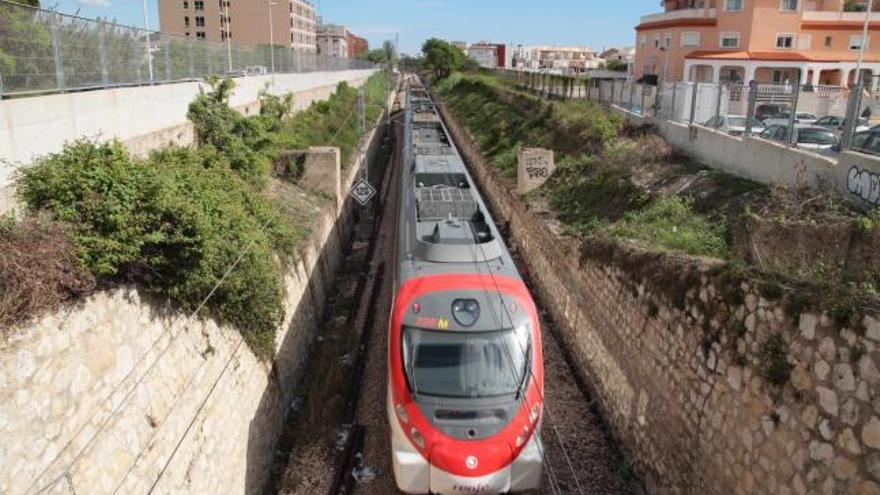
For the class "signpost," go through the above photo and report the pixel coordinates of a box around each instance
[350,178,377,206]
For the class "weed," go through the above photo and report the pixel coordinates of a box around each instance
[606,196,728,258]
[758,334,792,386]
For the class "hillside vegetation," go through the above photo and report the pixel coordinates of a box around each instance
[437,71,879,318]
[2,71,388,354]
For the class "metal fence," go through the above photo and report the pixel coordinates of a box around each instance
[0,0,374,98]
[497,68,880,159]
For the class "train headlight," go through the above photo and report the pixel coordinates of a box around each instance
[395,404,409,424]
[530,403,541,424]
[515,425,530,448]
[410,427,426,449]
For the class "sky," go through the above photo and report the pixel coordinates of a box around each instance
[47,0,660,55]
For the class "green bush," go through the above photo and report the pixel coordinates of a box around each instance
[17,140,300,356]
[187,78,290,188]
[276,72,388,168]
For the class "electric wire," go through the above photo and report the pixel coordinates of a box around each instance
[421,84,586,495]
[28,83,394,495]
[406,85,566,495]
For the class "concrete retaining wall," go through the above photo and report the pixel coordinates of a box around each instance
[0,90,390,495]
[612,106,880,210]
[0,69,377,213]
[440,99,880,495]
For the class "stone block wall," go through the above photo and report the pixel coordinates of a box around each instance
[439,99,880,495]
[0,93,391,494]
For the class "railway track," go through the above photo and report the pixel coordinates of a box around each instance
[272,79,641,495]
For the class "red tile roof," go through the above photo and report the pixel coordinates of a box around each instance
[685,50,880,63]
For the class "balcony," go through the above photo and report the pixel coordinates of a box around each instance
[802,10,874,22]
[639,8,717,25]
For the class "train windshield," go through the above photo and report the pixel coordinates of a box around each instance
[402,326,530,398]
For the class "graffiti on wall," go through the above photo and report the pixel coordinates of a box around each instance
[848,166,880,206]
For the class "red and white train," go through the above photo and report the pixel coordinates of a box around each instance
[387,78,545,494]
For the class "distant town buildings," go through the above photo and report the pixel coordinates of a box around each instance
[158,0,317,51]
[467,43,507,69]
[317,24,348,58]
[511,45,600,74]
[633,0,880,87]
[599,46,635,65]
[348,32,369,59]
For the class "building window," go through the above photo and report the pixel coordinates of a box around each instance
[780,0,797,11]
[182,0,188,8]
[825,36,833,47]
[681,32,701,47]
[195,16,204,27]
[851,35,869,50]
[194,0,203,9]
[720,32,741,48]
[663,32,672,49]
[639,34,647,47]
[725,0,743,11]
[653,34,660,48]
[196,31,206,39]
[184,16,189,27]
[776,34,795,48]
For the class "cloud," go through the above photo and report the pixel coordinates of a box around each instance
[78,0,110,7]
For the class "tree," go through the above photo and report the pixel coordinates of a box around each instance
[382,40,396,62]
[421,38,465,80]
[605,59,628,72]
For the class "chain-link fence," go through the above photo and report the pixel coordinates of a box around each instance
[497,68,880,159]
[497,69,658,117]
[0,0,374,98]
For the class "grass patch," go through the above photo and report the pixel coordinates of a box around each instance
[605,197,728,258]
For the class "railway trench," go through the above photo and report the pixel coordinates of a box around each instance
[270,82,640,495]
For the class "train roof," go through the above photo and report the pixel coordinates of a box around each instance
[397,81,519,284]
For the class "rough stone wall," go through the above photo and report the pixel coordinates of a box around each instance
[439,99,880,495]
[0,98,390,495]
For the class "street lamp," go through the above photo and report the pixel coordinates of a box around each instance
[224,0,232,71]
[142,0,154,81]
[268,0,278,73]
[855,0,874,88]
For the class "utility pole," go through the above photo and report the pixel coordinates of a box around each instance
[268,0,278,73]
[142,0,154,82]
[843,0,874,150]
[358,88,367,183]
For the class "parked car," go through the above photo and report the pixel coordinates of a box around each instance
[814,115,870,133]
[758,124,840,154]
[755,103,791,122]
[850,129,880,156]
[762,111,818,127]
[702,115,765,136]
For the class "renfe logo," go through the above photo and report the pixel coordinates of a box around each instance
[452,483,491,494]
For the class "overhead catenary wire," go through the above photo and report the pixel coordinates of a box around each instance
[407,85,569,495]
[415,83,586,495]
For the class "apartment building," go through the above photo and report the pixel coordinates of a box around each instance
[468,43,507,69]
[317,24,348,58]
[634,0,880,87]
[158,0,317,52]
[347,32,368,59]
[511,45,600,74]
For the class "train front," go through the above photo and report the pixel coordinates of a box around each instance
[388,274,544,495]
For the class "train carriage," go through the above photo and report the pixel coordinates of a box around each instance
[387,78,545,495]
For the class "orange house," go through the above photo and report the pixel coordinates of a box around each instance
[634,0,880,87]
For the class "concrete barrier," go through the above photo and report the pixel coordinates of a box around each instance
[613,105,880,209]
[0,69,377,215]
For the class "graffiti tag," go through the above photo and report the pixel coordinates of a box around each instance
[847,166,880,206]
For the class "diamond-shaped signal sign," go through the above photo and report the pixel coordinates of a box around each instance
[350,178,377,206]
